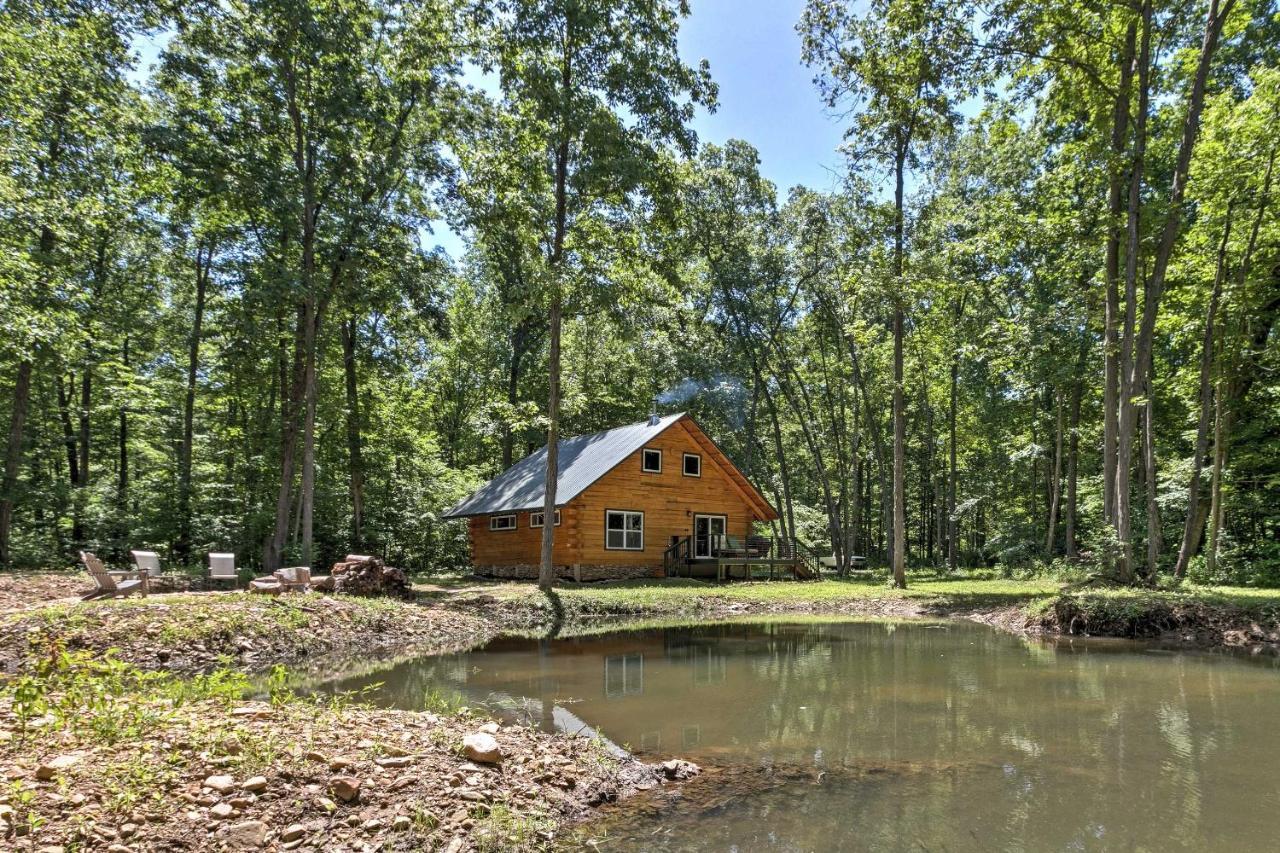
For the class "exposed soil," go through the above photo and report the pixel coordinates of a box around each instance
[1,696,684,851]
[1032,592,1280,653]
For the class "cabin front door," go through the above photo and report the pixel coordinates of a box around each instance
[693,514,727,558]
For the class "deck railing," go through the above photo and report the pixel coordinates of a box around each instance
[666,534,822,581]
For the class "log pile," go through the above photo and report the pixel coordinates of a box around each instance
[317,555,413,600]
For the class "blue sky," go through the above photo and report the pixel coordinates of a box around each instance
[679,0,847,195]
[133,1,850,258]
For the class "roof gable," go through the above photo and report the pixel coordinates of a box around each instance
[443,412,776,520]
[443,413,686,517]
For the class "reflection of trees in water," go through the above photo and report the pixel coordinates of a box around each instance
[316,622,1280,851]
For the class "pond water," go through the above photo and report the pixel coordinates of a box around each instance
[315,620,1280,851]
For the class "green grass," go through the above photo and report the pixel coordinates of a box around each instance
[430,573,1064,621]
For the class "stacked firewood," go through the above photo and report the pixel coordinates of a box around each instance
[319,555,413,599]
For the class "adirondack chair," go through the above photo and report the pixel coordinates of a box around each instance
[130,550,162,579]
[207,552,239,589]
[80,551,147,600]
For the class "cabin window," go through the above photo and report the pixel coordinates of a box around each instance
[683,453,701,477]
[489,514,516,531]
[605,510,644,550]
[641,448,662,473]
[529,510,561,528]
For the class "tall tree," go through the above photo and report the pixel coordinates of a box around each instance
[476,0,715,589]
[801,0,977,587]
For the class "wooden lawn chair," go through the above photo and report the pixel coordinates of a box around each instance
[80,551,147,600]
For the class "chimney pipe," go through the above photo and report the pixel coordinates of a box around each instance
[648,397,660,426]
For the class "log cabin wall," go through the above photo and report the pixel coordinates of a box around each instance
[469,504,581,567]
[571,419,759,570]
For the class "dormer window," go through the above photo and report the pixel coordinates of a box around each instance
[642,448,662,473]
[683,453,701,477]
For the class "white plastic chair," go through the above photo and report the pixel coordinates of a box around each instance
[208,552,238,589]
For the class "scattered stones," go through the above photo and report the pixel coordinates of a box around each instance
[35,754,81,780]
[279,824,306,843]
[225,819,268,848]
[659,758,701,781]
[375,756,412,768]
[240,776,268,793]
[329,776,361,803]
[461,733,502,764]
[209,802,234,820]
[204,774,237,793]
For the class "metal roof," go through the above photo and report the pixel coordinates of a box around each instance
[442,412,688,518]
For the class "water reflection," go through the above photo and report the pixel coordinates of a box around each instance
[315,621,1280,851]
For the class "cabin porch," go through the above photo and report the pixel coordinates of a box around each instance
[662,534,821,582]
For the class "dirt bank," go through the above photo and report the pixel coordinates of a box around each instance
[0,591,499,675]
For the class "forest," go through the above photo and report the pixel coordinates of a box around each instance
[1,0,1277,588]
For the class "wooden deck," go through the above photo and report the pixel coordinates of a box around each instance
[663,536,820,581]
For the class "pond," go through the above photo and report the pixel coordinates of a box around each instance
[315,620,1280,851]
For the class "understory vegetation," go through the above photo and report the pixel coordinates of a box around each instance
[1,0,1277,591]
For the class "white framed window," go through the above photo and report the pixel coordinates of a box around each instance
[683,452,701,477]
[489,514,516,531]
[641,447,662,473]
[529,509,561,528]
[605,510,644,550]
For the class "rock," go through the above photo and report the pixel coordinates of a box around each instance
[362,818,383,832]
[392,815,411,831]
[315,797,338,813]
[204,775,237,794]
[659,758,701,781]
[304,751,328,763]
[210,803,234,820]
[118,823,138,838]
[279,824,306,842]
[329,776,361,803]
[36,754,81,780]
[461,733,502,764]
[375,756,412,768]
[226,819,267,848]
[478,722,500,734]
[327,757,354,771]
[240,776,268,793]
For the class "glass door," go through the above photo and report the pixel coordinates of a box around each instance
[693,514,727,558]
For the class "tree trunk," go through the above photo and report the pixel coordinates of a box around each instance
[1065,370,1082,559]
[300,308,320,569]
[117,338,130,536]
[1174,211,1230,577]
[1119,0,1236,581]
[0,360,32,566]
[1045,389,1064,556]
[1113,0,1153,581]
[947,349,958,571]
[1142,353,1161,579]
[1103,21,1138,527]
[177,241,211,562]
[1206,352,1226,577]
[891,139,908,589]
[341,317,365,550]
[539,26,574,591]
[265,301,310,573]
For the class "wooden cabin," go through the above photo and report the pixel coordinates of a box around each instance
[444,413,815,581]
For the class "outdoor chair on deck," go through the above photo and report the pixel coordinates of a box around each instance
[207,552,239,589]
[80,551,147,600]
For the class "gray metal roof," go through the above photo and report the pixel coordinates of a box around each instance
[443,412,688,518]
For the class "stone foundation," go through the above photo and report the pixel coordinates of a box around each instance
[475,564,662,582]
